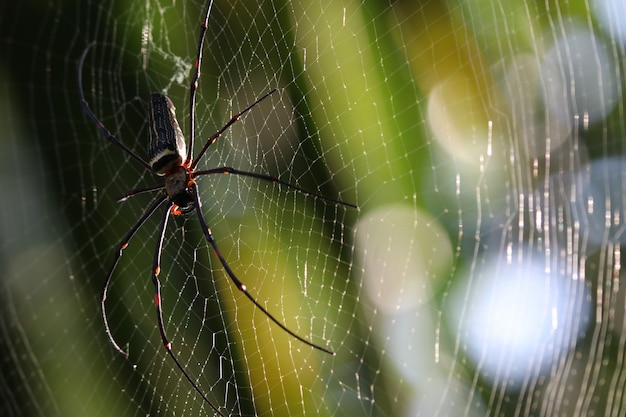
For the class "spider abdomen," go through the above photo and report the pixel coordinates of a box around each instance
[148,93,187,175]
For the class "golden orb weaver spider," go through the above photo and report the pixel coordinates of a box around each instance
[77,1,356,415]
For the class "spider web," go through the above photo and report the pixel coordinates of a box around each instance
[1,0,626,416]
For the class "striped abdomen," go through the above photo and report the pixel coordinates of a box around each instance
[147,93,187,175]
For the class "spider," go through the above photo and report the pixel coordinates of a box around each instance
[77,2,355,416]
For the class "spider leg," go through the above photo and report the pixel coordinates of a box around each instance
[151,203,225,417]
[78,43,153,172]
[190,89,277,170]
[190,183,334,355]
[186,0,214,164]
[101,194,168,356]
[116,183,166,202]
[194,166,358,209]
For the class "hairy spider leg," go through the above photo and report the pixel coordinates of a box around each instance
[77,43,152,172]
[190,183,335,355]
[193,167,358,209]
[101,195,168,356]
[116,183,166,202]
[152,203,225,417]
[191,89,277,170]
[187,0,214,164]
